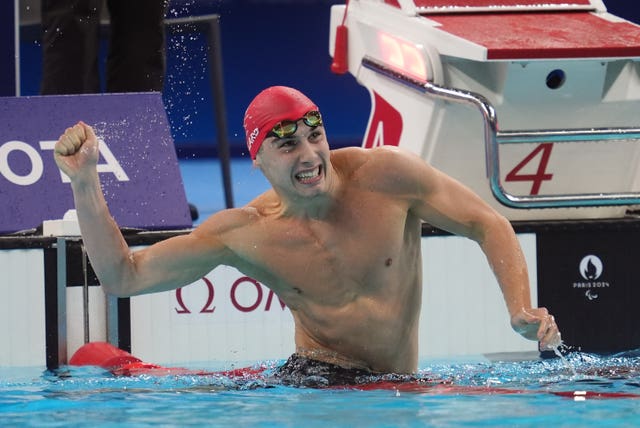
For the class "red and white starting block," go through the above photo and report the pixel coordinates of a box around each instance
[330,0,640,220]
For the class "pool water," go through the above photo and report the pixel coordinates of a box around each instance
[2,352,640,427]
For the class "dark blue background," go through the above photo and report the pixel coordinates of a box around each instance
[0,1,16,96]
[9,0,640,157]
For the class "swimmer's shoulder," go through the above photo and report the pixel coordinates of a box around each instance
[181,191,281,267]
[331,146,437,205]
[331,145,423,180]
[194,190,280,235]
[245,189,282,217]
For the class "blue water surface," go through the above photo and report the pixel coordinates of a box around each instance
[2,352,640,427]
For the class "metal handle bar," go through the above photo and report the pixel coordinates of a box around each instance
[498,129,640,144]
[361,56,640,209]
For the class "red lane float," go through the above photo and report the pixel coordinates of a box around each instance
[69,341,265,378]
[353,380,524,395]
[352,380,640,399]
[69,342,640,399]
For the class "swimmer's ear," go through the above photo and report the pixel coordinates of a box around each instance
[253,144,265,168]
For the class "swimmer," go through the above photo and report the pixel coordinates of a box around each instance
[54,85,561,383]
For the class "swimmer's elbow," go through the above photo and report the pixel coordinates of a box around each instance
[488,210,512,233]
[98,275,137,298]
[472,210,512,245]
[100,281,133,298]
[101,284,131,298]
[95,251,143,298]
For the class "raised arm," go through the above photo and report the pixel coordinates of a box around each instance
[54,122,231,297]
[373,147,561,350]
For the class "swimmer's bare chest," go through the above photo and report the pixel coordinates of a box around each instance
[235,195,421,310]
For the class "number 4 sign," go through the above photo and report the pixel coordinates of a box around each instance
[505,143,554,195]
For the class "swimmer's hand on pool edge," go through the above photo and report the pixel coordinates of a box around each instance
[54,121,100,181]
[511,307,562,351]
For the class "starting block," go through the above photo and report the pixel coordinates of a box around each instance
[330,0,640,220]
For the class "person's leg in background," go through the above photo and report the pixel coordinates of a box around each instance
[105,0,169,92]
[40,0,103,94]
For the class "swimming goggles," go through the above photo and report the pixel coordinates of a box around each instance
[267,111,323,139]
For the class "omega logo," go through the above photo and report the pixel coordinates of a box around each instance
[174,276,287,314]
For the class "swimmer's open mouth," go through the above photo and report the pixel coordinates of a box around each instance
[295,166,322,184]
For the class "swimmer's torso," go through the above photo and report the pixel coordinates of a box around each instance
[212,148,425,373]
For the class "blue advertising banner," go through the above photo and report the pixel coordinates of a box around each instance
[0,93,192,234]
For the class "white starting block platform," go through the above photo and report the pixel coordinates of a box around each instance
[330,0,640,220]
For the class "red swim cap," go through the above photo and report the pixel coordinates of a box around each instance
[243,86,318,159]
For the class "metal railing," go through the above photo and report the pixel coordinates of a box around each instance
[362,56,640,209]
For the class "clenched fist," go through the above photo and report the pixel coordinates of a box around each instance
[54,121,100,182]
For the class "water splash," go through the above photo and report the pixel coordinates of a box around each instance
[553,342,578,377]
[163,1,211,142]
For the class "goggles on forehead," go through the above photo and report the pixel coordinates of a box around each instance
[267,110,323,139]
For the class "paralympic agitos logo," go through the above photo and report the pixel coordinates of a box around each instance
[572,254,610,301]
